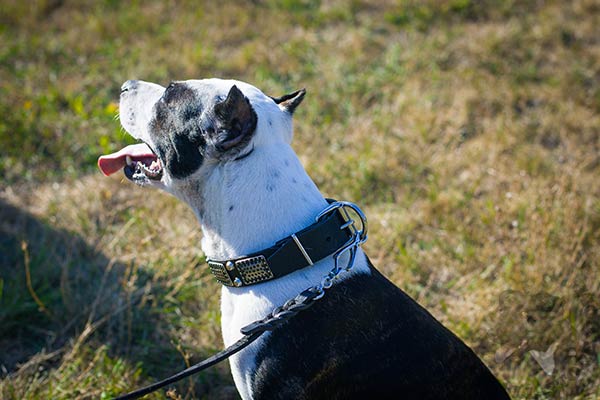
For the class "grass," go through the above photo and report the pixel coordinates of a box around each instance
[1,0,599,399]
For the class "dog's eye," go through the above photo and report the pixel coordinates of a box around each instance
[167,82,176,90]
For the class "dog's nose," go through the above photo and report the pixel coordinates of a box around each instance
[121,80,138,93]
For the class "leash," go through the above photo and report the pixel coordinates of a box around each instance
[114,332,262,400]
[114,201,367,400]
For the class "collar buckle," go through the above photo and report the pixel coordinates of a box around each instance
[316,200,368,245]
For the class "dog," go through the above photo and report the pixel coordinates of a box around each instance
[98,78,511,399]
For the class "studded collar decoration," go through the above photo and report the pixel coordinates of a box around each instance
[206,200,357,287]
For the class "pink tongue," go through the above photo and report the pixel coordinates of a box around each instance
[98,143,156,176]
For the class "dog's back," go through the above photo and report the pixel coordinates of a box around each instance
[251,260,509,400]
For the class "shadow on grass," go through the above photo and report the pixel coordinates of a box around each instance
[0,198,236,398]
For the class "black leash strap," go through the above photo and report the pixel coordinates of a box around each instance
[113,288,322,400]
[114,331,262,400]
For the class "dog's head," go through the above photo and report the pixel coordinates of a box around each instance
[98,79,305,195]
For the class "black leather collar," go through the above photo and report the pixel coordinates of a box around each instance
[206,201,355,287]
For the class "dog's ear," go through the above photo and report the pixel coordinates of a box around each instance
[213,85,258,151]
[271,89,306,114]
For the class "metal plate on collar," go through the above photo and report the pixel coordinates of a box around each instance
[208,261,234,286]
[236,255,273,285]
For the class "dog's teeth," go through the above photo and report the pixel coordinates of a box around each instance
[126,155,132,166]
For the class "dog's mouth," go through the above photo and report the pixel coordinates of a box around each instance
[98,143,163,181]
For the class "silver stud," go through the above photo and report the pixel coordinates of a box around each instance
[233,278,243,287]
[225,261,234,271]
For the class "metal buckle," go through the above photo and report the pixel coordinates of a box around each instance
[315,201,368,275]
[235,255,274,285]
[315,201,368,244]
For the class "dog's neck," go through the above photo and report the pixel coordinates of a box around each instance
[187,142,328,262]
[180,141,366,400]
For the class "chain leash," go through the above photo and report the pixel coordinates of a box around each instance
[241,242,366,335]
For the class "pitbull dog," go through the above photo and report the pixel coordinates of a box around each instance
[98,78,510,399]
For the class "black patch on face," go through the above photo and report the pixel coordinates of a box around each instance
[149,83,206,179]
[148,83,259,180]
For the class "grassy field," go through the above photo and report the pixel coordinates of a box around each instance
[1,0,599,399]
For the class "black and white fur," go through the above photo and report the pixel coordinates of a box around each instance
[117,78,510,399]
